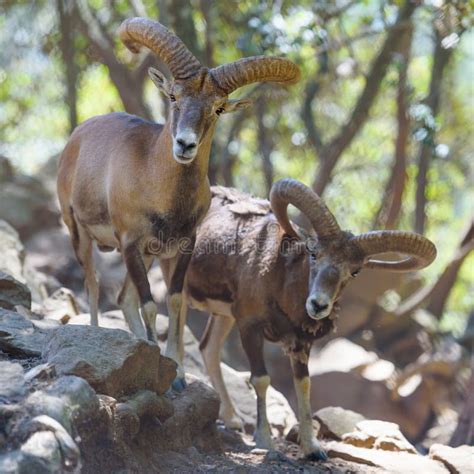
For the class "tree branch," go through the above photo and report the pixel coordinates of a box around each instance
[311,0,418,195]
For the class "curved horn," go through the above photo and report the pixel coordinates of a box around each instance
[352,231,437,272]
[270,179,341,240]
[211,57,300,94]
[118,17,201,79]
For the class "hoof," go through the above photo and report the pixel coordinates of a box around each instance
[223,415,243,431]
[306,448,328,462]
[171,376,187,392]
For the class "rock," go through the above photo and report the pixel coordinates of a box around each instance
[0,155,14,182]
[0,164,58,239]
[42,325,176,397]
[0,220,25,282]
[429,444,474,474]
[68,310,130,331]
[0,450,51,474]
[342,420,416,454]
[0,361,25,400]
[0,308,49,356]
[285,419,321,443]
[326,441,448,473]
[308,370,434,441]
[20,416,81,472]
[314,406,366,440]
[25,376,100,436]
[156,375,220,452]
[0,271,31,310]
[35,287,80,323]
[20,431,63,472]
[309,338,378,376]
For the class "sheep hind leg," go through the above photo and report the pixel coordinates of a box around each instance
[290,355,327,461]
[240,326,274,450]
[70,214,99,326]
[200,314,242,430]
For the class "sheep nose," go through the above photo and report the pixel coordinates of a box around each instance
[311,300,329,314]
[176,138,197,153]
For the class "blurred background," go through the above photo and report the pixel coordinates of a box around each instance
[0,0,472,450]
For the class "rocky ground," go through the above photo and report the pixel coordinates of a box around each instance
[0,162,472,472]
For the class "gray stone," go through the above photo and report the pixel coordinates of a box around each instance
[20,431,62,472]
[314,406,366,440]
[342,420,417,453]
[0,451,52,474]
[326,441,448,473]
[0,308,48,356]
[0,361,25,400]
[42,325,176,397]
[24,415,81,471]
[429,444,474,474]
[36,287,80,323]
[156,375,220,452]
[0,271,31,310]
[0,220,25,282]
[26,376,100,435]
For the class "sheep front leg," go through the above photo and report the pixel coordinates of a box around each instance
[122,240,157,342]
[164,235,196,392]
[290,355,327,461]
[240,326,274,450]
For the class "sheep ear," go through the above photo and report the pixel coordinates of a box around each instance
[148,67,172,96]
[223,99,252,114]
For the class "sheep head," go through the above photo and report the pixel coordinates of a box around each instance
[270,179,437,320]
[119,18,300,164]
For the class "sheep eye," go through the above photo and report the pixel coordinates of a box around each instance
[216,107,225,116]
[169,94,176,102]
[351,270,360,278]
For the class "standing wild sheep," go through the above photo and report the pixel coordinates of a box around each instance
[56,17,300,388]
[169,179,435,459]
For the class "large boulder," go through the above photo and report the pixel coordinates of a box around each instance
[0,156,58,239]
[0,361,26,400]
[308,370,434,441]
[342,420,417,453]
[314,406,366,440]
[326,441,447,473]
[0,271,31,310]
[0,308,50,357]
[429,444,474,474]
[42,325,177,397]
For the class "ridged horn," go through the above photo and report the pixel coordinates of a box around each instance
[118,17,201,79]
[270,179,341,240]
[352,231,437,272]
[211,57,300,94]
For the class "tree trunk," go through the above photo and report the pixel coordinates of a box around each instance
[311,0,417,196]
[450,355,474,447]
[396,220,474,318]
[256,96,274,195]
[57,0,78,132]
[414,28,454,234]
[374,23,413,229]
[426,220,474,318]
